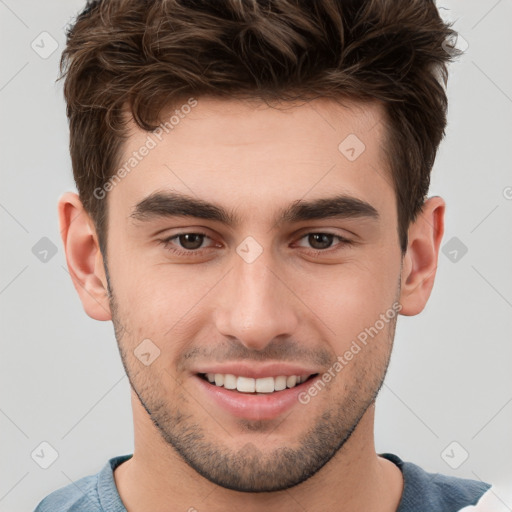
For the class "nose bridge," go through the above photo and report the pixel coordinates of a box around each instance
[214,246,299,350]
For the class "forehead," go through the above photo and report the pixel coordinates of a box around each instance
[109,96,395,223]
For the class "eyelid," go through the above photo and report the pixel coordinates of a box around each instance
[160,231,219,251]
[293,232,353,249]
[293,224,359,240]
[160,230,354,258]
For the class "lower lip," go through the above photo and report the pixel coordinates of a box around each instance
[193,375,314,421]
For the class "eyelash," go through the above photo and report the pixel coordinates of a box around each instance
[159,231,354,258]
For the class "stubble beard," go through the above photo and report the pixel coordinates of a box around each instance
[105,267,398,492]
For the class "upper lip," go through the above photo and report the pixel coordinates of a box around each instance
[193,362,319,379]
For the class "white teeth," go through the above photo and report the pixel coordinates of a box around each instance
[204,373,311,393]
[237,376,256,393]
[224,374,237,390]
[255,377,274,393]
[286,375,297,388]
[274,376,287,391]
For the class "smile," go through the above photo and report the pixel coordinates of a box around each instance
[198,373,318,394]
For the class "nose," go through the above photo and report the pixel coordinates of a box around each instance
[213,249,300,351]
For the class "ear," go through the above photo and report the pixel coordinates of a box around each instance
[399,196,445,316]
[58,192,112,321]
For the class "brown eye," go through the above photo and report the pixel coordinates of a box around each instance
[176,233,205,250]
[161,232,214,255]
[295,232,354,254]
[307,233,335,250]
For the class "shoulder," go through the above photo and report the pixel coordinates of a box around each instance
[33,473,101,512]
[380,453,492,512]
[459,484,512,512]
[33,454,132,512]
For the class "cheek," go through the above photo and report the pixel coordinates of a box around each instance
[109,247,197,317]
[108,225,401,352]
[291,258,400,341]
[108,265,216,366]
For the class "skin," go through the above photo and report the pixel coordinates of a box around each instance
[59,96,445,512]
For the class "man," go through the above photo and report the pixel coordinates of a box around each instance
[35,0,497,510]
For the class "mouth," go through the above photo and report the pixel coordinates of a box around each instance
[197,372,319,394]
[192,364,323,420]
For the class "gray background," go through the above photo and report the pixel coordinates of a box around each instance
[1,1,511,510]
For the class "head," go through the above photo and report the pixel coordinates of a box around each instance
[58,0,458,493]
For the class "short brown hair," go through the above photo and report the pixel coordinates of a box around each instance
[59,0,461,255]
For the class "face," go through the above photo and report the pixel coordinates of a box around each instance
[103,97,403,492]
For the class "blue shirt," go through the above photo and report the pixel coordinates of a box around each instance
[34,452,492,511]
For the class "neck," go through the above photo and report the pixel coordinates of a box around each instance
[114,395,403,512]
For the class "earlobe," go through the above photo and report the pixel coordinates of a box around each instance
[399,196,445,316]
[58,192,112,321]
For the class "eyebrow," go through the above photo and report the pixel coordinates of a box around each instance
[130,191,379,227]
